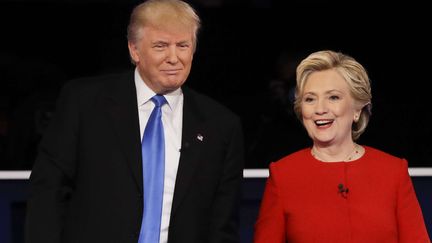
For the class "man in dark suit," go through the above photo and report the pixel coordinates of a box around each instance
[25,1,244,243]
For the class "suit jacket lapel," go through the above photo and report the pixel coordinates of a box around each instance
[101,72,143,193]
[171,87,206,215]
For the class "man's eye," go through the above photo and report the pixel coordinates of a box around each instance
[178,43,190,48]
[153,43,167,49]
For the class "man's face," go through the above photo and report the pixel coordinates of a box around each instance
[128,25,195,94]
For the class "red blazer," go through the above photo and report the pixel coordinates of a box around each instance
[25,71,244,243]
[254,146,430,243]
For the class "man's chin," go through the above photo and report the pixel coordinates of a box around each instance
[158,83,184,94]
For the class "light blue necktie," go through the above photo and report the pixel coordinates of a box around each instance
[139,95,167,243]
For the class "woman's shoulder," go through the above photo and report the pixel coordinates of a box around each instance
[364,146,405,161]
[269,148,311,170]
[363,145,408,171]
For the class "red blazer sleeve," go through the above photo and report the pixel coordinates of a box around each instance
[254,163,286,243]
[397,159,431,242]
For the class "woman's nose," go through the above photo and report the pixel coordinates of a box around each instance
[314,99,328,114]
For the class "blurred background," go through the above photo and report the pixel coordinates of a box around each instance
[0,0,430,170]
[0,1,431,242]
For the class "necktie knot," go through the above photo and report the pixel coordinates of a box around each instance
[152,95,167,108]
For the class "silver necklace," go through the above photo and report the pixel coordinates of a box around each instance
[311,144,360,162]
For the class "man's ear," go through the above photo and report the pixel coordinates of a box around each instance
[128,41,139,63]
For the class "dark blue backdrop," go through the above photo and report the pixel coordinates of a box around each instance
[1,176,431,243]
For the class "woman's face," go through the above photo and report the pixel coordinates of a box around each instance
[300,69,360,146]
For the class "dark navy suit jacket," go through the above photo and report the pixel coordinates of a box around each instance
[25,71,244,243]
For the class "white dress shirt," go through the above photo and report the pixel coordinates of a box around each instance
[134,69,183,243]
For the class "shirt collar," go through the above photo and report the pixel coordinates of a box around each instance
[134,68,182,110]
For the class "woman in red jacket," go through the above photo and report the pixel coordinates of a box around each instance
[254,50,430,243]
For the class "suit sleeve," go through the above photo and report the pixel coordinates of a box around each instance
[208,117,244,243]
[397,159,431,242]
[25,81,79,243]
[253,163,286,243]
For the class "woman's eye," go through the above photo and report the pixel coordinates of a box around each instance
[304,97,314,103]
[329,95,340,101]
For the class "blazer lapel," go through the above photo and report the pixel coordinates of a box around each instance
[171,87,206,215]
[101,72,143,193]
